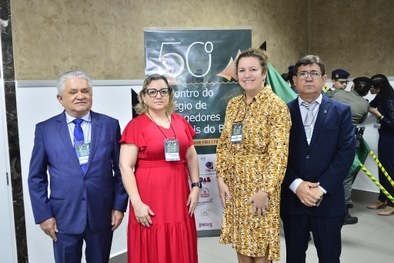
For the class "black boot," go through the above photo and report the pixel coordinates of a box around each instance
[343,208,358,225]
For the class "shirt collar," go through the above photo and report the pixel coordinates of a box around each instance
[65,111,91,124]
[298,94,323,107]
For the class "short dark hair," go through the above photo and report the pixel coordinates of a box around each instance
[354,82,371,97]
[294,55,326,76]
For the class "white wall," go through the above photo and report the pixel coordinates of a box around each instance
[17,80,142,263]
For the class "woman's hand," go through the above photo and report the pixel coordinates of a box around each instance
[187,187,200,216]
[249,190,269,216]
[133,201,155,227]
[217,177,232,208]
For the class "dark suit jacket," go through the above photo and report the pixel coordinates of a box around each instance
[281,96,355,217]
[28,111,128,234]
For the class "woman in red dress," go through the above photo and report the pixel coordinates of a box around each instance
[119,74,200,263]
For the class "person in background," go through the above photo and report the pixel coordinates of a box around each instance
[216,48,291,263]
[331,76,372,225]
[367,74,394,216]
[325,68,350,97]
[28,70,128,263]
[119,74,200,263]
[281,65,297,94]
[281,55,355,263]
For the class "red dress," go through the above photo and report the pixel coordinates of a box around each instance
[120,113,198,263]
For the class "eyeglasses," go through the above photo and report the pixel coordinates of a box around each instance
[297,71,322,80]
[144,88,171,98]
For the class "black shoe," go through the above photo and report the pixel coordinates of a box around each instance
[343,213,358,225]
[346,203,354,209]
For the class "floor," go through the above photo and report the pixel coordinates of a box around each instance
[110,190,394,262]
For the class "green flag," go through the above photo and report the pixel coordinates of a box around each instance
[350,138,370,181]
[266,63,297,103]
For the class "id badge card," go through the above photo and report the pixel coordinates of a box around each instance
[75,142,90,165]
[230,122,243,143]
[164,139,180,161]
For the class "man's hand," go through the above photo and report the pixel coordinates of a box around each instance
[295,181,322,207]
[40,217,58,241]
[111,210,124,231]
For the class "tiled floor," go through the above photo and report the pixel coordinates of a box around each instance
[111,190,394,262]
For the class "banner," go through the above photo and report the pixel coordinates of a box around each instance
[144,28,251,233]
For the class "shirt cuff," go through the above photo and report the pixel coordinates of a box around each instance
[289,178,303,193]
[319,186,327,194]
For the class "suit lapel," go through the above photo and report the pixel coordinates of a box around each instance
[310,97,330,146]
[56,112,81,168]
[87,111,101,173]
[290,100,309,144]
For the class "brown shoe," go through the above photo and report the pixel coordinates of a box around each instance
[378,206,394,216]
[367,200,387,209]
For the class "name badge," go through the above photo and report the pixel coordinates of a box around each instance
[231,122,243,143]
[75,142,90,165]
[164,139,180,161]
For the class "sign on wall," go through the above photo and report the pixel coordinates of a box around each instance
[144,28,251,233]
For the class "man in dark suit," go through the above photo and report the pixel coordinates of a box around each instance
[281,55,355,263]
[28,70,128,263]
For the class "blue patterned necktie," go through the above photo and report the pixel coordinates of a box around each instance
[73,118,87,173]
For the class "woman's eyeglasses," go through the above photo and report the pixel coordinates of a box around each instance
[144,88,171,98]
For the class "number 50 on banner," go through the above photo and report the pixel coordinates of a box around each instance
[158,41,213,79]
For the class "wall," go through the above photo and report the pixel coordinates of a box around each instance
[310,0,394,76]
[11,1,394,80]
[10,0,307,80]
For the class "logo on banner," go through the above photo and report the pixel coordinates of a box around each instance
[200,187,210,198]
[200,209,210,220]
[205,161,216,172]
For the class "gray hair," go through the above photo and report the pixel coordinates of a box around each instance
[56,70,92,96]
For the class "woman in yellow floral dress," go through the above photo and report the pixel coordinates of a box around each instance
[216,48,291,263]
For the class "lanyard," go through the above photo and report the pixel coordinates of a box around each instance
[147,112,177,139]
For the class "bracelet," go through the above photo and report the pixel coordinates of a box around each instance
[378,115,384,120]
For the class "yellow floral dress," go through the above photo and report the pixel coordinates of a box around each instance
[216,86,291,260]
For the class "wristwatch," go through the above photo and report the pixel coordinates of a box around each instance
[191,181,202,188]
